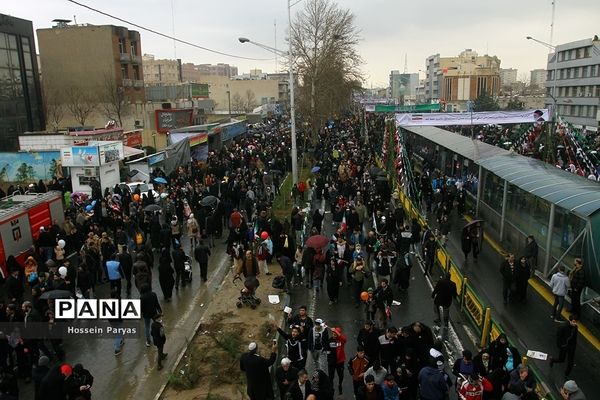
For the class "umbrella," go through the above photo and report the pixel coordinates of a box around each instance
[144,204,162,212]
[375,176,388,181]
[305,235,329,249]
[369,166,383,175]
[463,219,484,230]
[200,195,219,207]
[153,177,167,184]
[40,290,73,300]
[269,169,283,175]
[311,166,321,173]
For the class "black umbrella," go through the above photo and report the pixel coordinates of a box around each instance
[369,166,383,175]
[40,290,73,300]
[200,195,219,207]
[375,176,388,181]
[144,204,162,212]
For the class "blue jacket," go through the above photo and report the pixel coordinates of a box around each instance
[418,366,449,400]
[107,260,123,281]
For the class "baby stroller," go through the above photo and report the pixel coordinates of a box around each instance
[183,255,193,283]
[234,275,261,309]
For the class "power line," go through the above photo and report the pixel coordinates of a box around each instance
[66,0,274,61]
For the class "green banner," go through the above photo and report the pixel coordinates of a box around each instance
[373,103,441,113]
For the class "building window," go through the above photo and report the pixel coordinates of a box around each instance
[558,51,565,62]
[118,38,126,54]
[132,65,140,80]
[121,63,129,79]
[582,66,589,78]
[130,41,137,56]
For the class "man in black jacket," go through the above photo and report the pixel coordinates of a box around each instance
[275,358,298,400]
[118,246,133,297]
[431,273,457,327]
[357,320,381,362]
[193,240,211,281]
[151,314,167,370]
[140,285,162,347]
[240,341,277,400]
[286,369,312,400]
[550,315,579,379]
[171,245,186,289]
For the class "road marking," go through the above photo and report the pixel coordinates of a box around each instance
[529,278,600,351]
[414,254,464,355]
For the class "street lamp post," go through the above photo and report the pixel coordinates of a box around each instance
[226,88,231,122]
[239,32,298,185]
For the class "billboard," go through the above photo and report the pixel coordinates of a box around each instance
[61,146,99,167]
[395,109,550,127]
[99,142,124,165]
[0,151,61,182]
[155,109,194,133]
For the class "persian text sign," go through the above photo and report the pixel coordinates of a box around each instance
[395,109,549,127]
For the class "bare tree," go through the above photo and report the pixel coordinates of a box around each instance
[244,89,257,112]
[40,84,65,132]
[65,86,97,126]
[230,92,244,113]
[291,0,363,141]
[99,73,130,127]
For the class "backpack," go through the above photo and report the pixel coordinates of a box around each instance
[135,232,144,245]
[272,275,286,289]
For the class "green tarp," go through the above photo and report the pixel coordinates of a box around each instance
[373,103,441,113]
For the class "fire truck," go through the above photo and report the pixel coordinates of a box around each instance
[0,191,65,277]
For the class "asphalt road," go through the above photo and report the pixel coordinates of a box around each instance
[285,201,465,399]
[19,236,232,400]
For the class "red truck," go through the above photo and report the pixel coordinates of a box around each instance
[0,191,65,278]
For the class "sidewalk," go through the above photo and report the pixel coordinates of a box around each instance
[439,212,599,398]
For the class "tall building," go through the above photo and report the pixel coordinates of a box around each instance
[181,63,238,81]
[389,71,419,104]
[546,36,600,131]
[530,68,546,88]
[37,22,145,104]
[440,49,501,111]
[0,14,44,151]
[197,63,238,77]
[142,54,181,85]
[424,54,443,102]
[500,68,518,87]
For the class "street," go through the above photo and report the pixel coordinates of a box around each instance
[19,238,232,400]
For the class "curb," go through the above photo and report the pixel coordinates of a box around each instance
[152,253,232,400]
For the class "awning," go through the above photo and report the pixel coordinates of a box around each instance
[123,146,145,158]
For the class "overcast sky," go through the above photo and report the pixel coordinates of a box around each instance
[5,0,599,87]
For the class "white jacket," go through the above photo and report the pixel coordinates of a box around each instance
[550,271,570,296]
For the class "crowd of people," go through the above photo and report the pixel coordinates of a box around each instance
[446,118,600,182]
[235,115,588,400]
[0,117,303,399]
[0,110,590,400]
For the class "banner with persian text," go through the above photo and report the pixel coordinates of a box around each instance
[395,109,549,127]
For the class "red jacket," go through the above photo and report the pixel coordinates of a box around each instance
[332,329,347,363]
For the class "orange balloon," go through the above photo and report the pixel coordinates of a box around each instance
[133,194,140,201]
[360,291,369,301]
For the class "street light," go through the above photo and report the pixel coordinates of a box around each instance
[527,35,558,104]
[526,36,556,51]
[238,35,298,185]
